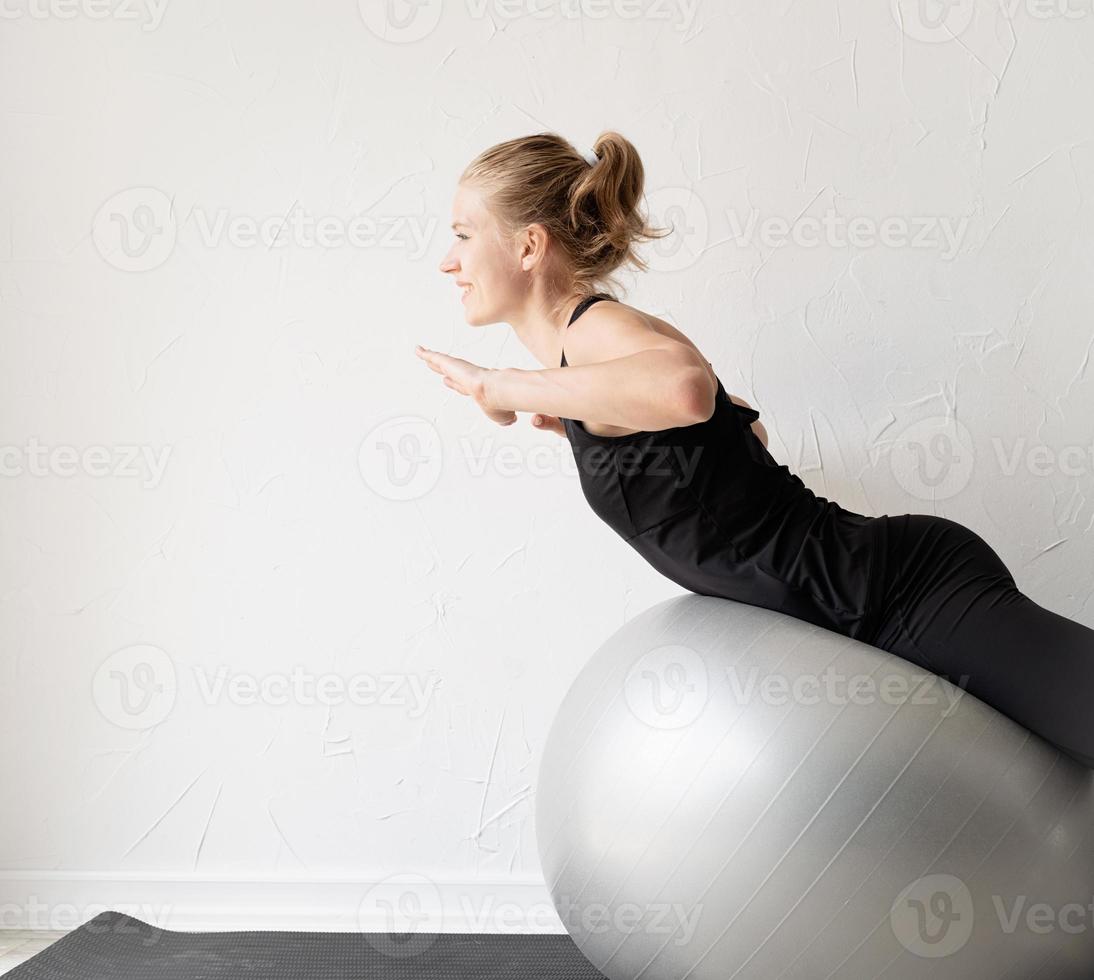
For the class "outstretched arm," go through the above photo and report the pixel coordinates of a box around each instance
[487,347,713,432]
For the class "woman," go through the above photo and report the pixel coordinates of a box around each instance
[419,130,1093,769]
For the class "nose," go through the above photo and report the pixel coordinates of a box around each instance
[439,251,457,275]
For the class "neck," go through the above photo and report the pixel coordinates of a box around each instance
[505,283,586,369]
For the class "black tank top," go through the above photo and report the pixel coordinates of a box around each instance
[559,294,890,644]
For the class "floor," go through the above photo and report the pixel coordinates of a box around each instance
[0,931,68,975]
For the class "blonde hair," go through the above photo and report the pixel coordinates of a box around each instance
[459,131,671,321]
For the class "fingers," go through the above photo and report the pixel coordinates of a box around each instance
[532,414,566,436]
[419,349,561,435]
[415,347,448,375]
[418,349,460,390]
[420,356,446,376]
[417,347,462,370]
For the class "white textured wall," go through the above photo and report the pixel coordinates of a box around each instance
[2,0,1093,933]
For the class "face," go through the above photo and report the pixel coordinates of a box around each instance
[438,182,529,326]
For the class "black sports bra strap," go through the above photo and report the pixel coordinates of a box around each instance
[567,294,609,327]
[562,294,610,366]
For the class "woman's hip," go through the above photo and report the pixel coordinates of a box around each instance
[870,513,1019,659]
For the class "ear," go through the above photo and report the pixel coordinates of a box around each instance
[518,222,551,272]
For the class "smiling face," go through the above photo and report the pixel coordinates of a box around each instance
[439,182,530,326]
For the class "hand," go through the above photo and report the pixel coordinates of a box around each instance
[414,345,517,426]
[531,414,566,437]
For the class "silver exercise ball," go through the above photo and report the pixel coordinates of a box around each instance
[536,594,1094,980]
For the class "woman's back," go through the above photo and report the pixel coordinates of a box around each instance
[559,294,891,645]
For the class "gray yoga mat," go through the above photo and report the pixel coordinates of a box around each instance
[5,910,606,979]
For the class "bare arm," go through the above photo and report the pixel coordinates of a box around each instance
[486,348,713,432]
[727,394,769,449]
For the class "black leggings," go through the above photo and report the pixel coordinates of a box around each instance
[871,513,1094,768]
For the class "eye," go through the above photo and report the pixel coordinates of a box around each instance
[456,233,469,241]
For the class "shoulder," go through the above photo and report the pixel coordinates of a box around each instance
[564,300,706,371]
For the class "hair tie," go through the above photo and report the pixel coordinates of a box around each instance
[581,147,600,167]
